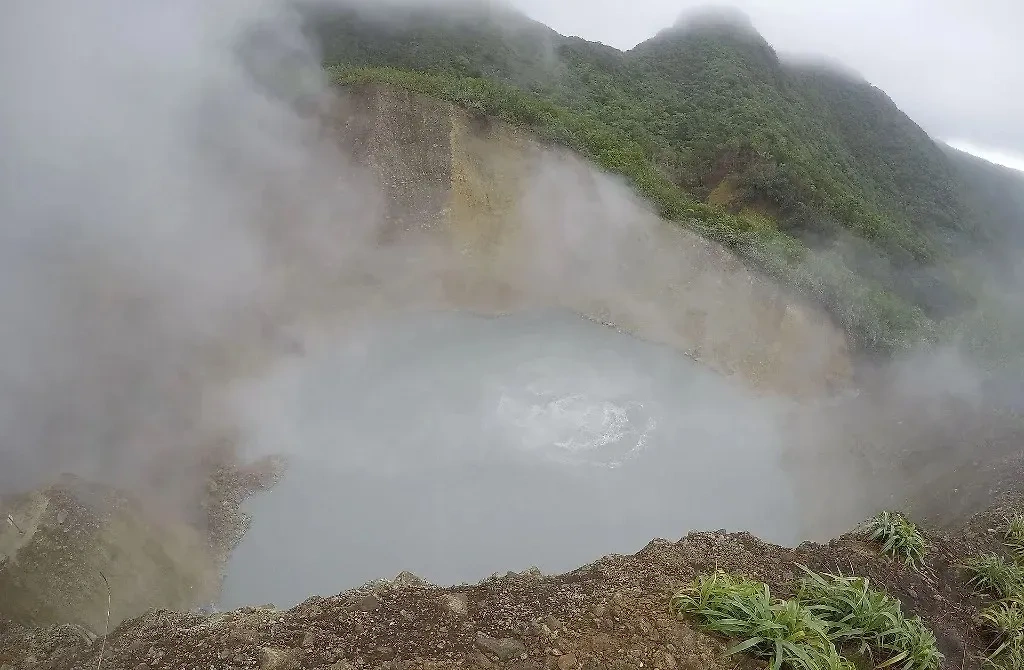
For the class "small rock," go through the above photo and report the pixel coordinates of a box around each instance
[133,664,148,670]
[302,631,315,647]
[349,594,382,613]
[557,653,578,670]
[69,623,97,645]
[591,605,606,618]
[544,616,563,632]
[393,571,429,587]
[352,621,366,635]
[475,632,527,661]
[380,647,396,661]
[330,662,357,670]
[442,593,469,616]
[470,650,494,669]
[510,661,543,670]
[259,647,304,670]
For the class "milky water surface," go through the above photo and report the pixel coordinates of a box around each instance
[221,310,801,608]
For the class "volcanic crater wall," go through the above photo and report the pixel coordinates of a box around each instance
[331,84,852,398]
[0,83,856,635]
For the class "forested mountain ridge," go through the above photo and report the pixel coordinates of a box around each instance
[304,2,1024,358]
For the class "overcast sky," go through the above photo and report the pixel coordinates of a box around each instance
[510,0,1024,170]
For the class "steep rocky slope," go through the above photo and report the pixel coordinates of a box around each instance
[330,83,852,397]
[4,496,1022,670]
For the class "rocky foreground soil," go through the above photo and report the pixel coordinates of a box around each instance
[2,496,1019,670]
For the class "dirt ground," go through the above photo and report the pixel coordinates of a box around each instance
[2,490,1022,670]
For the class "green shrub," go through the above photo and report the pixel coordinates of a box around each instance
[865,512,927,568]
[896,616,945,670]
[671,571,850,670]
[1005,516,1024,559]
[797,566,942,670]
[673,569,943,670]
[979,599,1024,669]
[963,554,1024,599]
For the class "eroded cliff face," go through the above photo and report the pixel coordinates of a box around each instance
[329,84,852,398]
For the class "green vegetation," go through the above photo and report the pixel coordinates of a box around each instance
[1005,516,1024,558]
[309,4,1024,359]
[672,567,941,670]
[671,571,851,670]
[979,599,1024,669]
[964,554,1024,599]
[960,517,1024,668]
[330,65,932,354]
[865,512,927,568]
[797,567,942,670]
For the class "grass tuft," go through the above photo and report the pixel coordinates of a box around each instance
[1005,516,1024,560]
[964,554,1024,599]
[865,511,927,568]
[979,599,1024,668]
[673,569,943,670]
[671,571,851,670]
[796,566,943,670]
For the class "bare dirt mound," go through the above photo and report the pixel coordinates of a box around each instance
[3,498,1019,670]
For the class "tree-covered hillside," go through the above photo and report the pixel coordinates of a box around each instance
[305,2,1024,358]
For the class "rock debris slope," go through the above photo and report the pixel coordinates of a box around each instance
[2,498,1018,670]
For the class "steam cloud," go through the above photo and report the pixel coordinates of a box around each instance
[0,0,389,501]
[1,0,1022,556]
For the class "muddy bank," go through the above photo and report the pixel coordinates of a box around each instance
[3,496,1020,670]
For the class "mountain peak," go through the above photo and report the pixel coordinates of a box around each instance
[672,5,759,36]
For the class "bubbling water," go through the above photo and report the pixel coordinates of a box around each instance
[221,310,802,608]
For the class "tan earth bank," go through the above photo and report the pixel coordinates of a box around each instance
[329,84,852,399]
